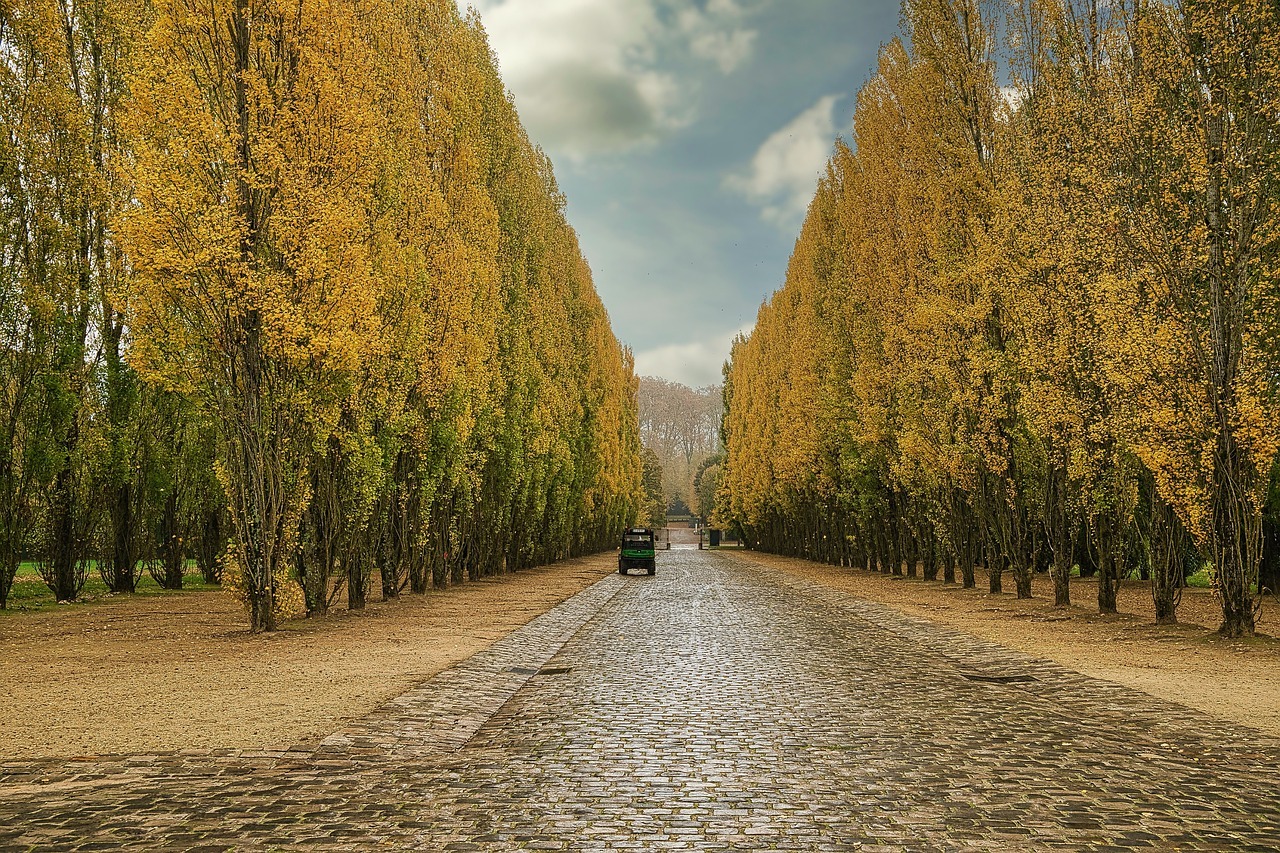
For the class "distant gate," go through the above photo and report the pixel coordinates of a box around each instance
[662,525,702,549]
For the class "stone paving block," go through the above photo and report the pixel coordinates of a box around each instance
[2,551,1279,850]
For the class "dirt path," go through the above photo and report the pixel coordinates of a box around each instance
[0,554,614,759]
[726,549,1280,737]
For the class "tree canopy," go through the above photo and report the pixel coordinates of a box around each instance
[718,0,1280,637]
[0,0,643,629]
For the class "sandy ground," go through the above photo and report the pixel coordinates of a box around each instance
[726,549,1280,738]
[7,545,1278,761]
[0,554,614,760]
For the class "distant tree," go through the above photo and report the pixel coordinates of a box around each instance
[637,377,722,511]
[640,447,666,528]
[694,454,723,523]
[0,0,147,602]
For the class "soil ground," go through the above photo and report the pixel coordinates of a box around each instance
[6,544,1277,761]
[0,554,614,760]
[725,549,1280,737]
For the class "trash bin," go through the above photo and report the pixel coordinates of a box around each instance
[709,529,721,548]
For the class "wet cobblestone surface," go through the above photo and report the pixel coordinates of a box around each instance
[4,550,1280,851]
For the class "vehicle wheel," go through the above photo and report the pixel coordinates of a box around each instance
[647,561,656,575]
[618,564,626,575]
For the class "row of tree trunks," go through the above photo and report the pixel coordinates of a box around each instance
[736,475,1206,626]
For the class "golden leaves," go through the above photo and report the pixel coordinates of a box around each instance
[723,0,1280,633]
[112,0,642,622]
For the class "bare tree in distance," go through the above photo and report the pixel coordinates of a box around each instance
[637,377,723,516]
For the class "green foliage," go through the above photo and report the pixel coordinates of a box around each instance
[0,0,642,629]
[718,0,1280,634]
[693,454,723,523]
[640,447,667,528]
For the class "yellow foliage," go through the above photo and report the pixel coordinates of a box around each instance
[719,0,1280,633]
[220,539,306,624]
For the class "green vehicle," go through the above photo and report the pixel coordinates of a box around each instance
[618,527,656,575]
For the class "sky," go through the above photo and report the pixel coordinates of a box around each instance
[467,0,901,388]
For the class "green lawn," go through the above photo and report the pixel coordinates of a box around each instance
[3,561,220,613]
[1185,567,1214,589]
[1065,562,1219,589]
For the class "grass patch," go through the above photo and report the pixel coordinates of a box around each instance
[1069,563,1223,591]
[1186,568,1214,589]
[3,561,219,614]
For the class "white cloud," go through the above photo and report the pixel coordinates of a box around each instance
[678,0,758,73]
[999,85,1025,111]
[634,325,752,387]
[725,94,842,230]
[469,0,761,159]
[691,29,758,73]
[471,0,676,158]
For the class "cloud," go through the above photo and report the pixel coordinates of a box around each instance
[725,94,842,230]
[678,0,759,73]
[518,63,676,151]
[471,0,676,157]
[633,325,753,388]
[999,85,1025,111]
[470,0,761,159]
[690,29,758,73]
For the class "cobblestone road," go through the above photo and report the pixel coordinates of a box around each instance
[4,549,1280,851]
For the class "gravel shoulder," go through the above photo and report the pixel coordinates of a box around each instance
[0,554,615,759]
[725,549,1280,737]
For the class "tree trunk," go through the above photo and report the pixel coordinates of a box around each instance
[0,557,13,609]
[1209,424,1259,635]
[197,509,223,585]
[1150,493,1187,625]
[226,0,288,634]
[227,316,282,634]
[1095,514,1120,615]
[1046,466,1073,607]
[379,537,398,601]
[102,313,139,594]
[948,490,976,588]
[105,479,138,593]
[48,441,83,602]
[431,501,449,588]
[1013,555,1033,599]
[922,536,939,581]
[1261,497,1280,598]
[249,584,275,633]
[1051,546,1072,608]
[347,553,367,610]
[0,458,23,609]
[1192,28,1261,638]
[904,526,919,579]
[158,489,184,590]
[960,539,976,589]
[409,550,428,594]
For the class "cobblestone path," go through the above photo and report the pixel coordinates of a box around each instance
[4,550,1280,851]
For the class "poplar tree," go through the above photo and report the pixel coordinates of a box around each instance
[719,0,1280,637]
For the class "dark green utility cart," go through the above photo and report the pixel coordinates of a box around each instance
[619,527,656,575]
